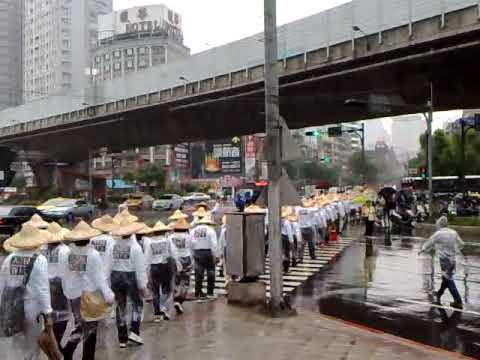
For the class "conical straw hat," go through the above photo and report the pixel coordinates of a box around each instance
[281,206,293,218]
[113,208,138,223]
[195,202,210,210]
[137,223,154,235]
[169,209,189,221]
[65,221,101,242]
[5,223,51,250]
[287,214,299,222]
[91,215,117,233]
[192,207,208,218]
[3,238,17,253]
[245,204,265,213]
[151,221,170,233]
[111,220,145,237]
[173,218,191,231]
[26,214,49,229]
[46,221,69,243]
[197,214,216,226]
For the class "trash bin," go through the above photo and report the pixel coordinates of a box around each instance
[225,212,265,278]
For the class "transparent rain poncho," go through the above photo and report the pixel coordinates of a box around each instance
[41,243,71,322]
[421,217,465,279]
[0,250,51,359]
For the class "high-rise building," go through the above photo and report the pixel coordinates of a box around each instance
[391,115,426,161]
[23,0,112,103]
[0,0,23,109]
[364,119,390,150]
[91,5,190,178]
[92,5,189,82]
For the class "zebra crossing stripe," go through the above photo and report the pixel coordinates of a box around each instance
[193,237,355,295]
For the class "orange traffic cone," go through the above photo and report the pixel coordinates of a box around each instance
[330,225,338,242]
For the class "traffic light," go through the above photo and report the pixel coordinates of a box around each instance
[305,130,322,137]
[327,126,343,137]
[419,166,427,180]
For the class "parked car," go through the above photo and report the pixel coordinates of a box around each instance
[0,205,39,236]
[183,193,211,202]
[38,198,96,222]
[122,193,155,210]
[152,194,184,211]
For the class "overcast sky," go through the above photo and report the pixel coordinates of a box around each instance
[113,0,350,53]
[112,0,462,130]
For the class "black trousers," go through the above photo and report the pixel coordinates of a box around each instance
[194,249,216,296]
[150,262,175,315]
[62,298,98,360]
[300,227,316,260]
[281,235,291,273]
[175,256,192,304]
[365,219,374,236]
[110,271,143,343]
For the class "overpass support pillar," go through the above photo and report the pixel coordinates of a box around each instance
[0,147,16,187]
[58,171,76,198]
[31,163,55,194]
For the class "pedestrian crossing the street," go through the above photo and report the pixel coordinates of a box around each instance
[191,237,355,297]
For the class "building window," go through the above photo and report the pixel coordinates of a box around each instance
[125,48,133,57]
[104,64,110,72]
[138,59,147,68]
[114,50,121,58]
[104,53,110,61]
[95,56,101,64]
[114,62,121,71]
[126,60,133,69]
[138,47,146,55]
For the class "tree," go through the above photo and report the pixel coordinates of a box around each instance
[409,129,480,177]
[348,151,378,185]
[122,164,166,192]
[284,160,339,185]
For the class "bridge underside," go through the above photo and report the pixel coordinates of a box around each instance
[5,28,480,163]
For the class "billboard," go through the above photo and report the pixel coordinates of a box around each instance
[98,5,183,41]
[174,143,189,169]
[191,138,243,179]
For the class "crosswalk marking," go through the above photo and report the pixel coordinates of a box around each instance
[191,238,354,296]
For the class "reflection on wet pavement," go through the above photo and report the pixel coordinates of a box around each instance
[293,232,480,358]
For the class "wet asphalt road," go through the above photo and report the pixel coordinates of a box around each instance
[293,231,480,358]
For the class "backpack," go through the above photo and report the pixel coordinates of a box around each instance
[0,254,38,337]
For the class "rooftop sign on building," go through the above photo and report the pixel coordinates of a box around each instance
[98,5,183,42]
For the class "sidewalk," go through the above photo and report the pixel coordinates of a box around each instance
[95,298,470,360]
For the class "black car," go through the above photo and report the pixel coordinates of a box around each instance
[0,206,39,236]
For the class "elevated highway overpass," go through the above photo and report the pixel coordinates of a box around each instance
[1,0,480,188]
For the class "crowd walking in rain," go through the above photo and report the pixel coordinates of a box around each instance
[0,186,471,359]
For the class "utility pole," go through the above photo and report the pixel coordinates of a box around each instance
[426,82,434,214]
[361,122,366,185]
[264,0,283,314]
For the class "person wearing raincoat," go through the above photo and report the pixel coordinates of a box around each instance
[191,206,208,227]
[90,215,117,269]
[107,220,149,348]
[145,221,179,321]
[191,214,218,299]
[0,224,52,360]
[61,221,114,359]
[281,207,294,273]
[168,218,194,314]
[42,222,71,350]
[419,216,464,309]
[217,215,228,277]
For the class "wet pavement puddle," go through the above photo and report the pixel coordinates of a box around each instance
[292,231,480,358]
